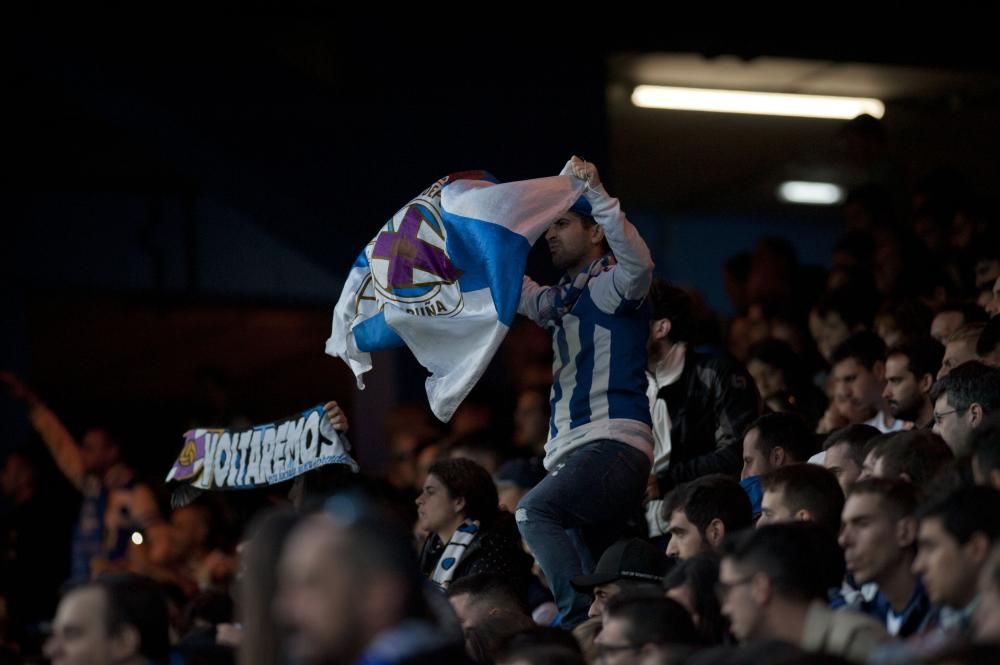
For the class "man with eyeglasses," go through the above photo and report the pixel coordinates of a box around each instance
[929,361,1000,457]
[719,523,887,663]
[593,592,698,665]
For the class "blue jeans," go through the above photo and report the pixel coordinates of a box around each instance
[515,439,651,629]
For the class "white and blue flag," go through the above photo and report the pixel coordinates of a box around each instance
[326,168,586,422]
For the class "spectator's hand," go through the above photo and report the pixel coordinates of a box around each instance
[568,155,601,190]
[324,401,349,432]
[0,371,38,405]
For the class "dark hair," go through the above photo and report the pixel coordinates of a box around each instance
[498,627,583,665]
[886,337,944,382]
[446,573,527,614]
[916,485,1000,546]
[89,574,170,664]
[873,430,953,495]
[847,478,919,521]
[822,424,880,464]
[814,287,877,332]
[977,316,1000,358]
[876,300,933,344]
[662,553,727,646]
[936,302,989,326]
[663,475,753,536]
[930,361,1000,413]
[428,458,500,526]
[746,412,817,463]
[972,413,1000,477]
[723,523,845,603]
[605,591,700,647]
[862,432,898,464]
[649,279,695,344]
[830,331,886,371]
[759,464,845,537]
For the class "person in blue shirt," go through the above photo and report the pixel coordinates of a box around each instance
[516,156,654,629]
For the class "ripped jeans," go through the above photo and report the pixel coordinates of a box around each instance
[515,439,650,629]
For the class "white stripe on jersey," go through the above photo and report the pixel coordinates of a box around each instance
[589,324,611,423]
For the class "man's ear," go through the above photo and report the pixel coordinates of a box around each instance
[705,518,726,548]
[771,447,787,467]
[651,319,672,343]
[969,403,985,428]
[918,373,934,394]
[590,223,606,247]
[110,625,140,664]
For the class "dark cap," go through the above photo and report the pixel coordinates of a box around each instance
[570,538,670,591]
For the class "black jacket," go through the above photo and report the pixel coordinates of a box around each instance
[655,350,761,493]
[418,511,533,591]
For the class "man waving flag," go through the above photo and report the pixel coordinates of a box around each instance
[326,162,588,422]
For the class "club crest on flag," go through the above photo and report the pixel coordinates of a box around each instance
[369,197,464,318]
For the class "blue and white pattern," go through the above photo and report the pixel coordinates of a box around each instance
[326,170,587,422]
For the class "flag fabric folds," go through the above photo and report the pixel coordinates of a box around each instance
[326,167,586,422]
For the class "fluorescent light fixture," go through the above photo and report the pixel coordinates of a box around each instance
[631,85,885,120]
[777,181,844,205]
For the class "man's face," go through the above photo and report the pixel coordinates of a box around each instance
[939,338,978,379]
[824,442,862,495]
[809,310,851,363]
[44,588,115,665]
[275,519,363,665]
[545,213,597,274]
[839,493,906,586]
[588,582,623,619]
[741,428,771,480]
[913,517,979,608]
[747,359,785,401]
[832,358,883,421]
[594,616,637,665]
[932,395,975,457]
[931,311,964,345]
[719,559,763,642]
[756,488,795,527]
[883,354,926,422]
[666,510,706,559]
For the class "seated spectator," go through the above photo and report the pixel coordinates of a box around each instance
[746,339,827,428]
[663,553,729,646]
[883,337,945,429]
[821,424,880,495]
[447,574,532,631]
[757,464,844,538]
[740,413,818,481]
[938,324,986,379]
[930,361,1000,456]
[416,459,532,592]
[868,430,954,495]
[594,592,699,664]
[839,479,930,637]
[830,332,903,433]
[569,538,671,620]
[45,574,171,665]
[664,476,753,560]
[930,303,987,346]
[719,523,887,663]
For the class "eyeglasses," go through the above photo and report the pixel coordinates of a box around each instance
[933,407,967,425]
[715,575,754,600]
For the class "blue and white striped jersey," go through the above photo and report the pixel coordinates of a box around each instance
[519,184,654,469]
